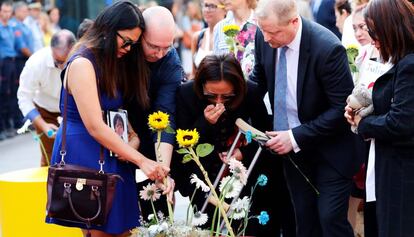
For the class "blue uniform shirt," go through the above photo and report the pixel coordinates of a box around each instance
[0,22,17,59]
[9,18,34,57]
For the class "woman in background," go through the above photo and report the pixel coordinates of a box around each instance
[345,1,414,236]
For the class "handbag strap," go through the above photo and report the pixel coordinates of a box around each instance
[60,58,105,173]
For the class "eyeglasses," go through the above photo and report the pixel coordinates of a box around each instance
[142,37,172,53]
[54,59,65,68]
[203,92,236,102]
[352,23,369,33]
[202,3,224,11]
[116,32,139,49]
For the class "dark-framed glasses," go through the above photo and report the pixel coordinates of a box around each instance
[116,32,139,49]
[202,3,223,11]
[142,37,172,53]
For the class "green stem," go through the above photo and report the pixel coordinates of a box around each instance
[156,130,173,224]
[150,199,159,224]
[189,147,235,237]
[31,131,49,166]
[187,188,198,225]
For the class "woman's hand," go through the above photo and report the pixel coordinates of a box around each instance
[345,105,362,127]
[139,158,170,181]
[156,176,175,204]
[204,103,225,124]
[218,148,243,163]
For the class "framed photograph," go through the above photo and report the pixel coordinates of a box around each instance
[107,109,129,156]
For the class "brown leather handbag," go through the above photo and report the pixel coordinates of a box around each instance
[46,63,120,229]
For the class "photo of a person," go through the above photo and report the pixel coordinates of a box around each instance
[109,111,128,143]
[113,113,125,137]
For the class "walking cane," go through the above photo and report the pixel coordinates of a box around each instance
[219,118,269,230]
[200,130,243,213]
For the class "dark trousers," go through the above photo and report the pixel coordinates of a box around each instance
[0,58,18,132]
[283,153,353,237]
[364,201,378,237]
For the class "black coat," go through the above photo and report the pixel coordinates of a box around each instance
[358,54,414,237]
[172,79,270,213]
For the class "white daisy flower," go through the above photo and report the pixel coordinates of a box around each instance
[229,158,248,185]
[147,214,155,221]
[190,174,210,192]
[230,196,250,220]
[219,176,243,199]
[191,211,208,226]
[139,183,161,201]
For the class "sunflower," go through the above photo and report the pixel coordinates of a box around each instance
[176,129,200,148]
[223,24,240,37]
[148,111,170,131]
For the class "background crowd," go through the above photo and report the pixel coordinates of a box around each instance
[1,0,413,237]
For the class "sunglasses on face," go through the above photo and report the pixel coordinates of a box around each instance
[203,92,236,102]
[116,32,139,49]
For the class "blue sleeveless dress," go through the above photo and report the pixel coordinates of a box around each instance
[46,47,140,234]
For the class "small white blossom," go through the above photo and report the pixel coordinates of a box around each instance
[229,158,248,185]
[230,196,250,220]
[190,174,210,192]
[219,176,243,199]
[191,211,208,226]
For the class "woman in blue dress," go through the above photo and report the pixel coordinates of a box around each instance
[46,1,172,236]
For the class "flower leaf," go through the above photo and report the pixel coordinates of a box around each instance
[182,154,192,163]
[196,143,214,157]
[165,126,175,134]
[176,148,189,154]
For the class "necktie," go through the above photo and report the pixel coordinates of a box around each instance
[274,46,289,131]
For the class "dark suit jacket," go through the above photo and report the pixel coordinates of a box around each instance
[313,0,341,39]
[358,54,414,237]
[250,18,360,178]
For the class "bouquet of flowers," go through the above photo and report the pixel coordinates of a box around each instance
[223,24,241,57]
[346,44,359,73]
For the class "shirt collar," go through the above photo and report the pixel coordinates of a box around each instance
[286,17,302,52]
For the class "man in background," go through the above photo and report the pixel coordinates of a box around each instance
[17,29,76,166]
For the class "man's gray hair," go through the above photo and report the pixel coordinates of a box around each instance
[13,1,27,11]
[51,29,76,51]
[255,0,298,25]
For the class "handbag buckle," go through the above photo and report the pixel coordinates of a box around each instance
[76,178,86,191]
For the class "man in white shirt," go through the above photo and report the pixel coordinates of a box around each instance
[17,29,75,166]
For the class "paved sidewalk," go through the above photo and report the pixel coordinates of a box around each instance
[0,133,40,175]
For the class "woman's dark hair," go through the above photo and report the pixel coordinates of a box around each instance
[335,0,352,15]
[193,54,246,110]
[364,0,414,64]
[113,113,125,129]
[71,0,150,109]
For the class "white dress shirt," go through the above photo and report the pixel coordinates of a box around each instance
[17,47,62,121]
[276,18,303,152]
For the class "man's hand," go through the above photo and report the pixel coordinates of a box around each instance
[265,131,293,155]
[156,176,175,204]
[204,103,225,124]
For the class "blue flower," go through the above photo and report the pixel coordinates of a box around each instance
[245,131,252,144]
[257,174,268,187]
[257,211,269,225]
[32,134,40,142]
